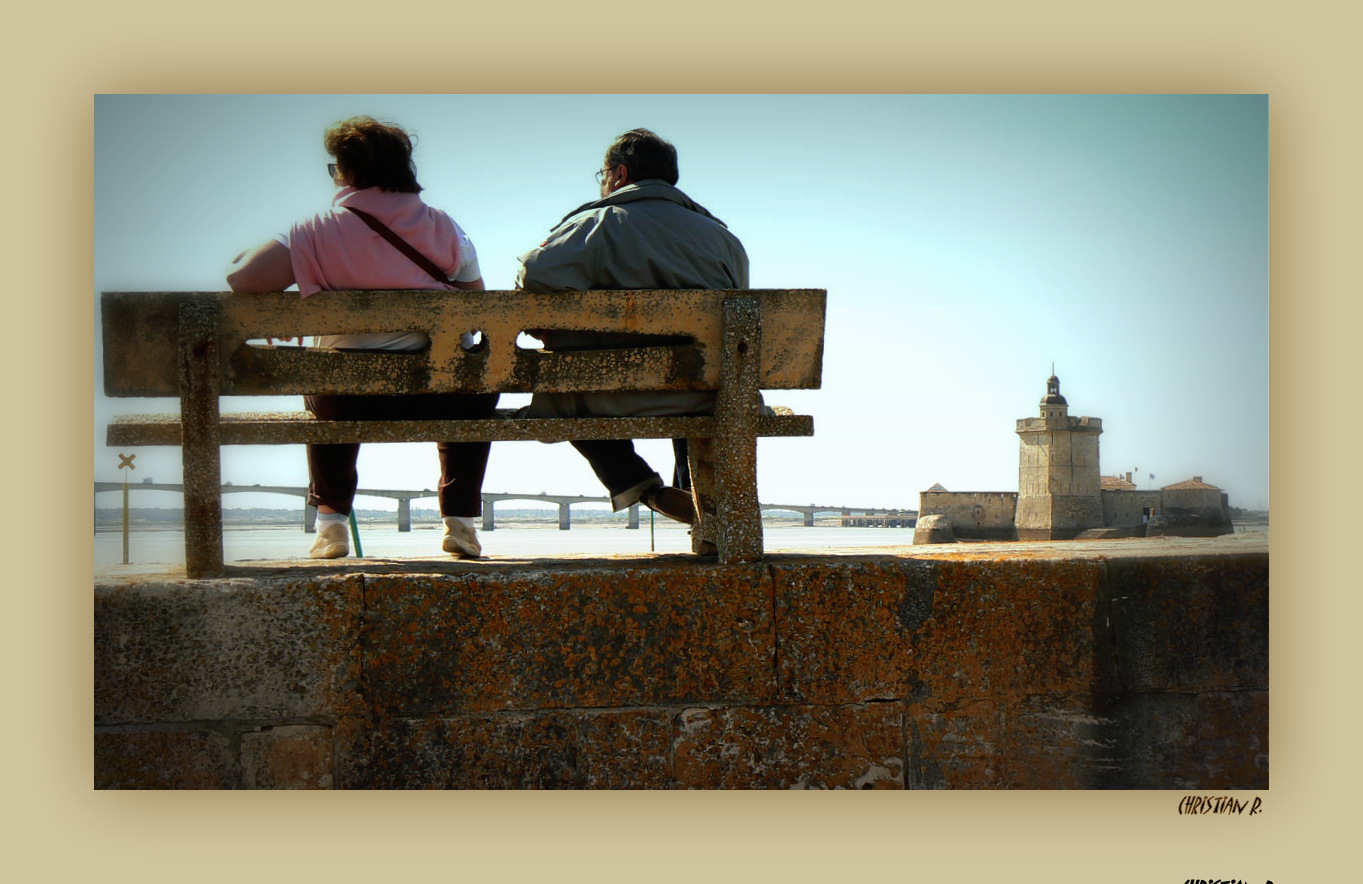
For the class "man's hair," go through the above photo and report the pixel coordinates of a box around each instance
[605,128,679,185]
[324,116,422,193]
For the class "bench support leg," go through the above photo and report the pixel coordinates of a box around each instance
[710,297,764,564]
[178,300,224,578]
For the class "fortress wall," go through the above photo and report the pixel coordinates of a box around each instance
[1102,490,1165,527]
[918,492,1018,540]
[95,544,1268,789]
[1162,488,1234,524]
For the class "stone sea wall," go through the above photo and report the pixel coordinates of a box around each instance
[94,540,1268,789]
[917,491,1017,540]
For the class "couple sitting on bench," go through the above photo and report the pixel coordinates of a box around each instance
[225,117,749,561]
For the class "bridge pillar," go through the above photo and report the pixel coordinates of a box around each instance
[627,504,639,529]
[559,503,571,530]
[804,510,815,527]
[398,499,411,532]
[483,502,495,532]
[304,504,317,533]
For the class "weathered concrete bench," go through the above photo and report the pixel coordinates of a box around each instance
[102,289,826,576]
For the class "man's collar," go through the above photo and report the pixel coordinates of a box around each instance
[559,180,727,227]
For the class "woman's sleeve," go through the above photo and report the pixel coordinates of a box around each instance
[451,223,481,283]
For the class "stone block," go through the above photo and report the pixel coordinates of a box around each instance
[913,514,955,544]
[1104,554,1269,693]
[241,725,335,789]
[672,703,905,789]
[95,575,364,724]
[94,730,233,789]
[361,566,776,715]
[906,698,1107,789]
[1093,690,1269,789]
[772,560,933,704]
[341,709,674,789]
[912,559,1105,700]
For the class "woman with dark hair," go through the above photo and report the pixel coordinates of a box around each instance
[226,116,496,560]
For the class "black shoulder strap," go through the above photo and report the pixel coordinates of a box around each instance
[345,206,451,284]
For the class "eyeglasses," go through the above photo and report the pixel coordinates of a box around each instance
[595,167,611,184]
[327,163,339,178]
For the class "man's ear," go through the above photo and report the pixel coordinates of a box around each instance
[612,164,632,187]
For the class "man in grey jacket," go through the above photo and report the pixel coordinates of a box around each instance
[516,128,750,527]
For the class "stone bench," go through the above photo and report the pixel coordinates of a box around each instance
[101,289,826,576]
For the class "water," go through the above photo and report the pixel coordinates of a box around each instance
[94,520,1268,571]
[94,521,918,569]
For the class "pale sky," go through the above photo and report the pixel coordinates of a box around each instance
[93,94,1269,512]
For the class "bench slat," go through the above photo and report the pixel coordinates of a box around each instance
[108,409,814,446]
[102,289,826,398]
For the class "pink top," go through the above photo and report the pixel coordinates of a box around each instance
[279,186,480,350]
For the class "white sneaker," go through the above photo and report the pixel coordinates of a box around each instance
[309,522,350,559]
[442,520,483,558]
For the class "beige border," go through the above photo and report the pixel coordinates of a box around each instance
[13,1,1344,881]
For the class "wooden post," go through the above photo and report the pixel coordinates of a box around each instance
[178,298,224,578]
[710,296,764,563]
[121,472,130,564]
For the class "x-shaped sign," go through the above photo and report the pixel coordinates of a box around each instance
[118,453,136,470]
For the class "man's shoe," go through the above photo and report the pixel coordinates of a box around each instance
[309,522,350,559]
[641,485,695,525]
[442,521,483,558]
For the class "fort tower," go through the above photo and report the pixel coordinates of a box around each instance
[1014,373,1105,540]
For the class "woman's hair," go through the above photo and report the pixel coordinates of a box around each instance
[605,128,679,185]
[324,116,422,193]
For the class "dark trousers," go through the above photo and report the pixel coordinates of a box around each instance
[671,438,691,490]
[305,392,499,517]
[568,438,691,507]
[569,439,659,507]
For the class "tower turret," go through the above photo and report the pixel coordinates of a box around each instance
[1040,373,1069,420]
[1014,372,1105,540]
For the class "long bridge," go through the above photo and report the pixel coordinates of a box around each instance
[94,482,913,532]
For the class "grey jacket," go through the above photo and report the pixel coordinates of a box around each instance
[516,180,750,417]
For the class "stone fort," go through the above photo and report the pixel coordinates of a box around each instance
[916,373,1234,542]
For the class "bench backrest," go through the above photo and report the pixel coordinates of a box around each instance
[102,289,825,398]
